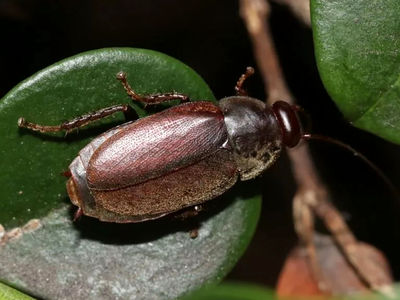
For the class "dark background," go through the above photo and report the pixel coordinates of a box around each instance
[1,0,400,287]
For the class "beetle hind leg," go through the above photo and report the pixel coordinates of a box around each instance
[18,104,135,133]
[116,71,190,105]
[173,205,203,239]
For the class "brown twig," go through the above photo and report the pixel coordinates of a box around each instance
[239,0,393,296]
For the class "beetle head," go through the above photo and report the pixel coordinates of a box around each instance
[271,101,302,148]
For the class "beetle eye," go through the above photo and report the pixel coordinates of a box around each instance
[271,101,301,148]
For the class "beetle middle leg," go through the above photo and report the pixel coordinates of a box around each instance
[174,205,203,220]
[18,104,136,133]
[173,205,203,239]
[235,66,255,96]
[116,71,190,105]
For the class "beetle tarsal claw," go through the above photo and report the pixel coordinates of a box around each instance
[64,129,72,137]
[116,71,127,80]
[246,66,255,75]
[17,117,26,128]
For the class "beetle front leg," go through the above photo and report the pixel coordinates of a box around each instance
[18,104,135,133]
[116,71,190,105]
[235,66,255,96]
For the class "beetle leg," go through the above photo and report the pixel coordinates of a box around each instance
[235,66,255,96]
[116,71,190,105]
[189,228,199,239]
[62,170,72,178]
[18,104,135,133]
[161,206,202,238]
[73,207,83,222]
[173,205,203,220]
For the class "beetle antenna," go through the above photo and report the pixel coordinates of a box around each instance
[302,133,399,198]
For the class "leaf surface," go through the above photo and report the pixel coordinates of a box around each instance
[0,48,261,299]
[311,0,400,143]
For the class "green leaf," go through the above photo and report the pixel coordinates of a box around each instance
[0,282,34,300]
[181,282,275,300]
[182,282,400,300]
[181,282,400,300]
[345,284,400,300]
[311,0,400,144]
[0,48,261,299]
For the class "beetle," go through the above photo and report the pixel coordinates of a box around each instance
[17,67,303,223]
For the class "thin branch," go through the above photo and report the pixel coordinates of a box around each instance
[239,0,393,296]
[293,190,330,293]
[239,0,292,105]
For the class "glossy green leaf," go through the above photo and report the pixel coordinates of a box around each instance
[0,282,34,300]
[181,282,275,300]
[183,283,400,300]
[345,285,400,300]
[311,0,400,144]
[0,48,261,299]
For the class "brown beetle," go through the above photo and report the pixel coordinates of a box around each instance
[18,67,303,223]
